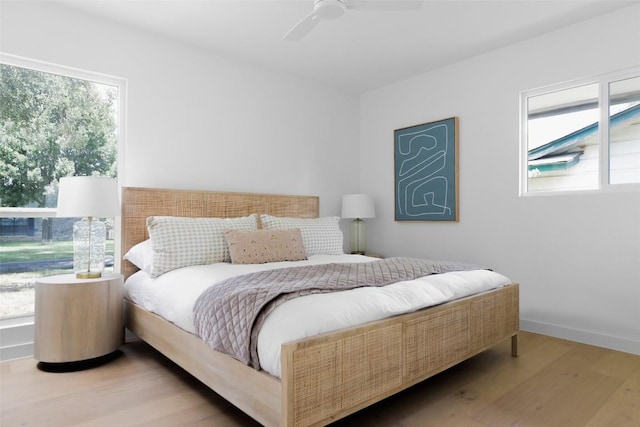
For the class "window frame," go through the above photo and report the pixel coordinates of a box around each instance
[0,53,126,325]
[519,66,640,197]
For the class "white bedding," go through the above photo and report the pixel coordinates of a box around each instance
[123,254,511,378]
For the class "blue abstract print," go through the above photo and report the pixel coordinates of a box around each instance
[394,117,458,221]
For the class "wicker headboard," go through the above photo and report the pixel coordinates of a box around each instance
[121,187,320,279]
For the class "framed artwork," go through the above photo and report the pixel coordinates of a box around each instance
[394,116,459,222]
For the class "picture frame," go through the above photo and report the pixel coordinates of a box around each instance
[394,116,459,222]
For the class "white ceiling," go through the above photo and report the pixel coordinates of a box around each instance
[60,0,636,94]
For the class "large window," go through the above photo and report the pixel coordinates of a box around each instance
[0,54,125,319]
[521,67,640,194]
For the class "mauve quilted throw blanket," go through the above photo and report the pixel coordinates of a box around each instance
[193,257,482,369]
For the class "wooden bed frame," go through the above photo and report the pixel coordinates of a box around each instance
[121,186,519,427]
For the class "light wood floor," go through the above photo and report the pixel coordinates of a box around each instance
[1,331,638,426]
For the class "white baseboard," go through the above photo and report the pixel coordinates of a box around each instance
[0,317,34,362]
[125,328,138,342]
[0,342,34,361]
[520,319,640,356]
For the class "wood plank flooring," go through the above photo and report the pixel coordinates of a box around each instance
[1,331,638,426]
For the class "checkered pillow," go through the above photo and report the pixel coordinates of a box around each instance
[146,215,258,278]
[260,215,344,256]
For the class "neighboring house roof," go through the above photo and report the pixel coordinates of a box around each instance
[528,103,640,172]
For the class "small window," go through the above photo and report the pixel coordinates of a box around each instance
[521,67,640,194]
[609,76,640,185]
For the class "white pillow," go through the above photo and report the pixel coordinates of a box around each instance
[123,239,154,274]
[260,215,344,256]
[147,214,258,278]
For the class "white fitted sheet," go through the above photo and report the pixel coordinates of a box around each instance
[123,254,511,377]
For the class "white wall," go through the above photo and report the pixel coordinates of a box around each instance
[360,5,640,354]
[2,2,639,356]
[0,2,360,217]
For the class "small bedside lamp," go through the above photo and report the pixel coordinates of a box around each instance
[57,176,120,279]
[341,194,375,255]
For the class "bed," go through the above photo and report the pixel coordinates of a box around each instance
[121,186,519,427]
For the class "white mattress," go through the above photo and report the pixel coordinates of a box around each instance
[123,254,511,378]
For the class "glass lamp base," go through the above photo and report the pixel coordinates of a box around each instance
[349,218,367,255]
[73,217,106,278]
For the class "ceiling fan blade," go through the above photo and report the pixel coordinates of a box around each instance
[282,12,319,41]
[346,0,423,11]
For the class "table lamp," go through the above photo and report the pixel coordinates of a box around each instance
[341,194,375,255]
[56,176,120,279]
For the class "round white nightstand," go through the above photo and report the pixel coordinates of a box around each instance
[34,272,124,369]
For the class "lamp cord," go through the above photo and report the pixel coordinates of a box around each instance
[86,216,93,274]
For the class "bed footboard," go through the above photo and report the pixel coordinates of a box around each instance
[125,284,518,427]
[280,283,519,427]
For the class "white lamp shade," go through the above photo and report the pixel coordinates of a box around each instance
[57,176,120,218]
[341,194,375,219]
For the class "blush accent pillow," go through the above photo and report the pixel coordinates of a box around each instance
[260,215,344,256]
[225,228,307,264]
[146,214,258,278]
